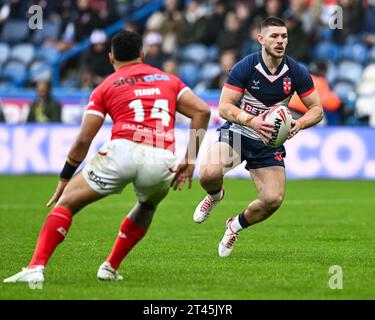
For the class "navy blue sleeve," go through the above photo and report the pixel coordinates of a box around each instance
[225,57,249,93]
[295,64,314,97]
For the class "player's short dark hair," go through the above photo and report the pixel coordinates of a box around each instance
[261,17,286,30]
[111,30,143,62]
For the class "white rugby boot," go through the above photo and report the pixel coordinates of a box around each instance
[97,261,123,281]
[218,218,239,257]
[3,266,45,288]
[193,189,224,223]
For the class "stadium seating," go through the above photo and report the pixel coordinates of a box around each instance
[207,45,219,62]
[10,43,36,66]
[336,60,363,84]
[178,43,209,65]
[312,42,340,63]
[332,80,357,110]
[29,60,52,82]
[362,63,375,81]
[0,20,29,44]
[345,35,363,45]
[178,62,200,87]
[0,2,371,128]
[355,95,375,126]
[36,45,60,64]
[198,62,221,82]
[0,43,10,66]
[317,27,333,41]
[1,60,27,81]
[339,43,368,65]
[325,60,337,85]
[366,45,375,63]
[357,81,375,95]
[31,21,61,45]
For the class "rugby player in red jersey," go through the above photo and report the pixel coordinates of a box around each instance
[4,30,210,285]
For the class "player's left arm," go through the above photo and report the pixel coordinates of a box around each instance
[289,89,323,138]
[47,114,104,206]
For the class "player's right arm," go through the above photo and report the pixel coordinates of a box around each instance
[47,83,107,207]
[47,114,104,207]
[218,86,274,142]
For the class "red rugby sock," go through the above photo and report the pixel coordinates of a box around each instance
[28,206,72,268]
[106,217,147,270]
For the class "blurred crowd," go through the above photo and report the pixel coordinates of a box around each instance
[0,0,375,125]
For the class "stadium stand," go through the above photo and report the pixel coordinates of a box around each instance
[339,42,368,64]
[0,19,29,44]
[2,60,27,81]
[0,0,373,126]
[336,60,363,84]
[312,41,341,63]
[10,43,36,66]
[177,61,200,87]
[31,21,61,45]
[0,42,10,70]
[29,60,53,82]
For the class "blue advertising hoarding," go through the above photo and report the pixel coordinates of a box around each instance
[0,124,374,179]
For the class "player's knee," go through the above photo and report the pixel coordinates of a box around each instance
[262,195,283,213]
[199,166,221,186]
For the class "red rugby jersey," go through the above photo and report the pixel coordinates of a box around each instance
[85,63,189,152]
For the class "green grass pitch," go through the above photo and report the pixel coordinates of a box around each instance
[0,175,374,299]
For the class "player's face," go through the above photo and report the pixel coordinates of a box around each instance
[258,26,288,59]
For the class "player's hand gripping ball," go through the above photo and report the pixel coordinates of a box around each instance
[263,105,292,148]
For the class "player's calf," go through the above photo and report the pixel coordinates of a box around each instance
[105,216,147,270]
[28,206,73,268]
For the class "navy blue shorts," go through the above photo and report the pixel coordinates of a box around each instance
[218,128,286,170]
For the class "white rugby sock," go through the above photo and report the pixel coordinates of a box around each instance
[228,216,243,233]
[229,213,251,233]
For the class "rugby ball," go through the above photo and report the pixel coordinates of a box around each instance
[264,105,292,148]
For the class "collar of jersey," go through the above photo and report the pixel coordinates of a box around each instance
[118,62,144,70]
[258,51,286,76]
